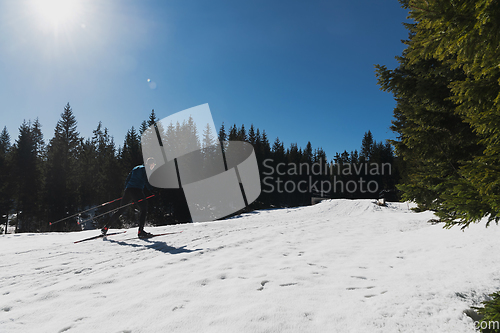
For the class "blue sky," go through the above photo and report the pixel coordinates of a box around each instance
[0,0,410,160]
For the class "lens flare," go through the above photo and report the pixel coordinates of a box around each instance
[31,0,82,27]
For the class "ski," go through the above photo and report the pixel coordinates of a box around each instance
[74,231,127,244]
[122,231,183,241]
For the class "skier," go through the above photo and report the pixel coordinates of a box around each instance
[101,157,157,238]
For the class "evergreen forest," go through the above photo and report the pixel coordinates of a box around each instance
[0,103,398,233]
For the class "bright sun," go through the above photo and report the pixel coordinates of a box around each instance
[31,0,82,28]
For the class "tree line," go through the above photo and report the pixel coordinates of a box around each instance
[0,103,399,233]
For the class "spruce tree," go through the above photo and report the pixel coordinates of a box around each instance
[288,143,301,164]
[272,138,285,162]
[46,103,81,230]
[77,136,97,212]
[139,120,149,135]
[375,0,492,227]
[218,122,227,156]
[0,127,12,232]
[350,150,359,164]
[228,124,238,141]
[247,125,257,146]
[302,142,313,165]
[93,123,121,205]
[12,120,45,231]
[121,126,142,171]
[360,131,373,162]
[253,129,262,160]
[260,130,271,161]
[238,124,247,142]
[202,123,216,149]
[147,109,158,127]
[270,138,286,205]
[340,151,350,163]
[218,122,227,143]
[406,0,500,227]
[0,127,10,156]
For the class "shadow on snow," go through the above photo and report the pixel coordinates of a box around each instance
[107,238,202,255]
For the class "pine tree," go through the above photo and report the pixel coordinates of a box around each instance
[218,122,227,143]
[217,122,227,157]
[121,126,142,171]
[340,150,350,163]
[12,120,45,232]
[0,127,10,156]
[360,131,373,162]
[404,0,500,227]
[183,116,200,153]
[202,123,216,149]
[77,136,97,213]
[247,124,257,146]
[254,128,262,159]
[147,109,158,127]
[93,123,121,205]
[272,137,285,162]
[0,127,12,232]
[139,120,149,135]
[238,124,247,142]
[288,143,301,164]
[201,122,224,179]
[45,103,81,231]
[228,124,238,141]
[375,0,488,227]
[302,142,313,165]
[350,150,359,164]
[260,130,271,160]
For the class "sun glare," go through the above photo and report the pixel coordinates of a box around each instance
[31,0,82,28]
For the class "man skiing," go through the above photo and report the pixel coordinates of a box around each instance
[101,157,157,238]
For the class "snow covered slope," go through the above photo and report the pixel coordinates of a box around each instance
[1,199,499,333]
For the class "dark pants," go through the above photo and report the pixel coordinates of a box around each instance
[106,187,148,231]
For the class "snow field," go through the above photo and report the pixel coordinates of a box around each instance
[1,199,500,333]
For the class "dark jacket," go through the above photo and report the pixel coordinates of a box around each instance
[125,165,153,191]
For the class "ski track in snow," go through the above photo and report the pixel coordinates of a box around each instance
[1,199,500,333]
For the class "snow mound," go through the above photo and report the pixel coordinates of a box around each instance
[1,199,499,333]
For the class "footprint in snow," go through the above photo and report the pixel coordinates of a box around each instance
[257,280,269,291]
[346,286,375,291]
[304,312,313,321]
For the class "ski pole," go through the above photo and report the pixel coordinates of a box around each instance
[76,194,157,226]
[49,197,123,226]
